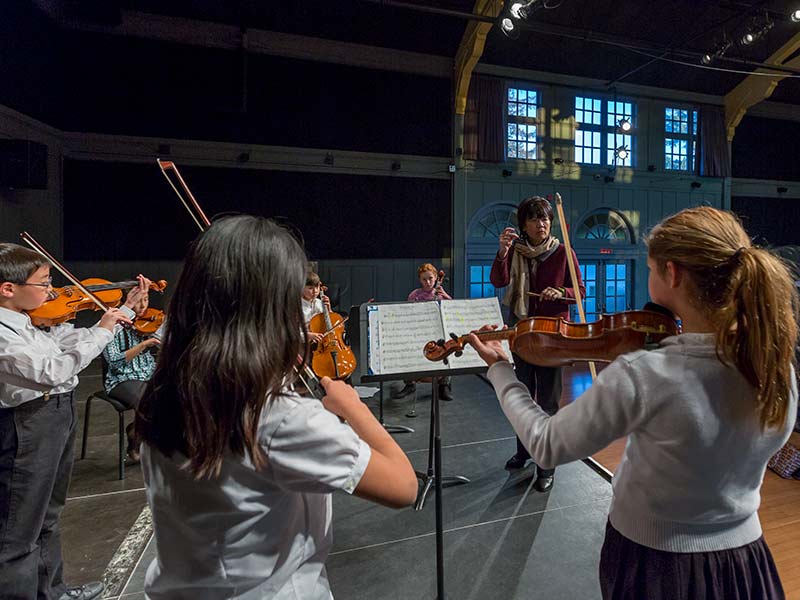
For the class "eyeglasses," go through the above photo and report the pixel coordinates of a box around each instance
[17,277,53,289]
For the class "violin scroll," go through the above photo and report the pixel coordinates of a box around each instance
[423,337,466,363]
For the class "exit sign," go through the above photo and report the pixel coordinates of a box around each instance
[600,248,613,255]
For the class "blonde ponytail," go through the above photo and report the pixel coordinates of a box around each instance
[647,207,798,430]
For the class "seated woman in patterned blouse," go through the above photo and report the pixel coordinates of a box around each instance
[103,276,160,462]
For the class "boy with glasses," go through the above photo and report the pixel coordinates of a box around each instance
[0,243,143,600]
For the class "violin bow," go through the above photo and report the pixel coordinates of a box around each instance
[553,193,597,381]
[20,231,111,312]
[157,159,211,231]
[155,159,323,399]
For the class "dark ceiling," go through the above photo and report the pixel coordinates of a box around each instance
[60,0,800,103]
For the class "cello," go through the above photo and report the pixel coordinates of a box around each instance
[308,284,357,380]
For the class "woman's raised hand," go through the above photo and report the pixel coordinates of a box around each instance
[498,227,519,258]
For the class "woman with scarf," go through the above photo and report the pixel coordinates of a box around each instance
[490,196,585,492]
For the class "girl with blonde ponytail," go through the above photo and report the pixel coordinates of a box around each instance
[471,206,796,599]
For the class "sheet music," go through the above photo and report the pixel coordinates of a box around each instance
[367,302,450,375]
[439,298,513,368]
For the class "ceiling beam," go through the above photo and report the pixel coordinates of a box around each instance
[453,0,504,116]
[61,10,452,78]
[724,31,800,141]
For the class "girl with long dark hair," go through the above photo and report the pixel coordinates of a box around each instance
[137,215,417,599]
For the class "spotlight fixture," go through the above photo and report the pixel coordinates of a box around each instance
[792,8,800,22]
[700,38,732,65]
[740,17,774,47]
[500,16,518,38]
[614,145,629,162]
[510,2,525,18]
[509,0,538,20]
[618,118,632,132]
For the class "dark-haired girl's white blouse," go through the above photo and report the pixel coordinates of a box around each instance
[140,391,372,599]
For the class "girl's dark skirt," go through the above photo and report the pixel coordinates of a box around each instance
[599,521,785,600]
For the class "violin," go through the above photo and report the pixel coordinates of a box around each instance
[434,270,446,299]
[27,278,167,328]
[133,307,166,336]
[308,284,357,380]
[423,309,680,368]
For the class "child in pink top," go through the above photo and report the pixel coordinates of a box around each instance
[395,264,453,401]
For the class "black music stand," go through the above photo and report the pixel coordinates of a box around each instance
[358,302,495,599]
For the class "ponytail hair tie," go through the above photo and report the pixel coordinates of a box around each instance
[731,246,746,263]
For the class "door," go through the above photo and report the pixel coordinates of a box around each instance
[570,259,632,321]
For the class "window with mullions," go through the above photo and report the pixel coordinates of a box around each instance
[574,96,603,165]
[606,101,634,166]
[507,87,538,160]
[469,265,496,299]
[664,108,698,171]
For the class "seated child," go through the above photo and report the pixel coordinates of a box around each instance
[103,277,160,462]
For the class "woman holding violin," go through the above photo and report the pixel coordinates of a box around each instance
[103,275,161,463]
[474,207,796,600]
[490,196,584,490]
[0,242,143,600]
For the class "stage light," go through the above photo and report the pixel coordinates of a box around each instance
[700,53,713,65]
[510,0,538,20]
[501,17,515,32]
[618,118,632,132]
[614,145,629,161]
[741,31,755,45]
[510,2,525,18]
[792,9,800,22]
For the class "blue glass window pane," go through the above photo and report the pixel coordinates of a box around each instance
[588,264,596,279]
[508,88,517,100]
[527,105,537,118]
[483,265,492,280]
[576,110,584,123]
[617,264,626,278]
[594,99,601,112]
[593,149,600,163]
[470,266,482,281]
[530,92,537,103]
[606,264,615,279]
[586,298,596,314]
[470,284,482,298]
[576,97,584,109]
[616,281,626,294]
[607,297,616,312]
[519,89,527,101]
[483,284,495,297]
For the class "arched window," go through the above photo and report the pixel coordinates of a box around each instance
[468,203,518,240]
[574,208,635,243]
